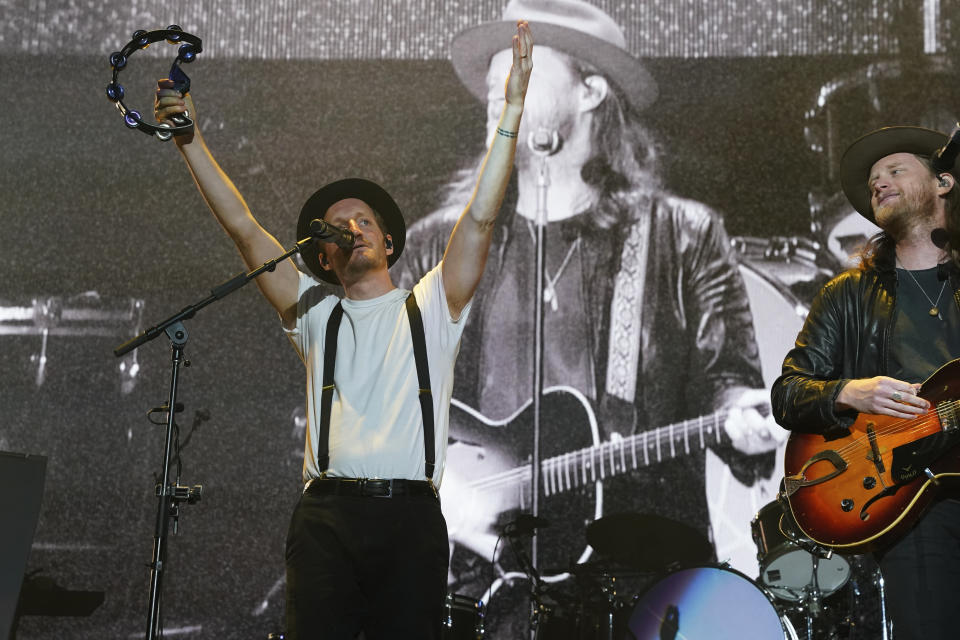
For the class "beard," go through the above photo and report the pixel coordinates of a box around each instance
[874,186,938,241]
[340,245,388,281]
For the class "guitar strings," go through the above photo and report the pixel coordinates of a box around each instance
[467,408,738,494]
[818,399,956,465]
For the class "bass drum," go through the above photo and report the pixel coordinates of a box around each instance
[623,565,797,640]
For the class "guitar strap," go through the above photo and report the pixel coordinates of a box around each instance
[605,207,651,404]
[317,293,435,480]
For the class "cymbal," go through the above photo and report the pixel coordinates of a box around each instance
[585,512,713,571]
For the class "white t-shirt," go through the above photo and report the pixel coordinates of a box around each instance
[284,263,470,487]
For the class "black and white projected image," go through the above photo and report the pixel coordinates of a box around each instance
[3,0,959,638]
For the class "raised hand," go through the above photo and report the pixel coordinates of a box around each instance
[154,78,196,145]
[504,20,533,108]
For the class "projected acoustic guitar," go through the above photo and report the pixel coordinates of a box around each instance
[442,385,781,587]
[782,359,960,553]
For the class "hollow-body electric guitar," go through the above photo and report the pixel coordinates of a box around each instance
[783,359,960,553]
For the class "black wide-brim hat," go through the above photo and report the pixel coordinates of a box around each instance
[296,178,406,285]
[841,126,950,222]
[450,0,658,111]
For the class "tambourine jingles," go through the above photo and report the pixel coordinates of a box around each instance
[105,26,202,142]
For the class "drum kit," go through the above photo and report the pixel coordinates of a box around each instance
[442,498,892,640]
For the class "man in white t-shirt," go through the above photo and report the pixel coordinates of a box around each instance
[155,21,534,640]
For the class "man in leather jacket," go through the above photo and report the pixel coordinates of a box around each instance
[772,125,960,640]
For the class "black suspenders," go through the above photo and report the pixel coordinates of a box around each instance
[317,302,344,474]
[316,293,435,480]
[404,293,436,480]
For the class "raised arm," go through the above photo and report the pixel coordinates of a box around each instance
[154,81,301,327]
[441,20,533,319]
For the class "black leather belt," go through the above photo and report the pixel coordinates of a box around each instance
[307,477,437,499]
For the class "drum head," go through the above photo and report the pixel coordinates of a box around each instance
[762,548,851,602]
[625,566,787,639]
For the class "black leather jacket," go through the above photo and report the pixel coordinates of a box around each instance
[771,249,960,436]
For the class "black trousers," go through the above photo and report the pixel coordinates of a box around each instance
[284,484,449,640]
[876,498,960,640]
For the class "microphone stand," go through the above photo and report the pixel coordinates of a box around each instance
[115,238,314,640]
[502,529,549,640]
[526,127,560,640]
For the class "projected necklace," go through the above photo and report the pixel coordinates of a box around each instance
[897,259,947,319]
[526,220,581,312]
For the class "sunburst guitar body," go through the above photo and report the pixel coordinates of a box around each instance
[783,359,960,553]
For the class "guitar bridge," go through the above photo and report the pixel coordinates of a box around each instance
[783,449,847,497]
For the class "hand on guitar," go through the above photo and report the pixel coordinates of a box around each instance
[836,376,928,419]
[723,388,789,455]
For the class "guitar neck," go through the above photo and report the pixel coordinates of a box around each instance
[537,409,733,496]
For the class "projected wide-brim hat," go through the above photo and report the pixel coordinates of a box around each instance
[841,126,950,222]
[297,178,406,285]
[451,0,658,111]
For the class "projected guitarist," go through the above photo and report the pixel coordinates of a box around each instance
[396,3,786,627]
[772,125,960,640]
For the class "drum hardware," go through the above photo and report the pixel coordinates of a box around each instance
[770,552,894,640]
[531,566,633,640]
[443,593,485,640]
[873,564,892,640]
[496,513,554,639]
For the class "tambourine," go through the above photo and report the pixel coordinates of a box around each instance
[105,26,203,142]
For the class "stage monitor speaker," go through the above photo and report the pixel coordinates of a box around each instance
[0,452,47,640]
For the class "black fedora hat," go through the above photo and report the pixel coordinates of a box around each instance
[450,0,658,111]
[296,178,406,284]
[841,126,950,222]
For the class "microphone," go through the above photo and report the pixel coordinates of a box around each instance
[527,126,561,156]
[932,123,960,173]
[309,219,355,250]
